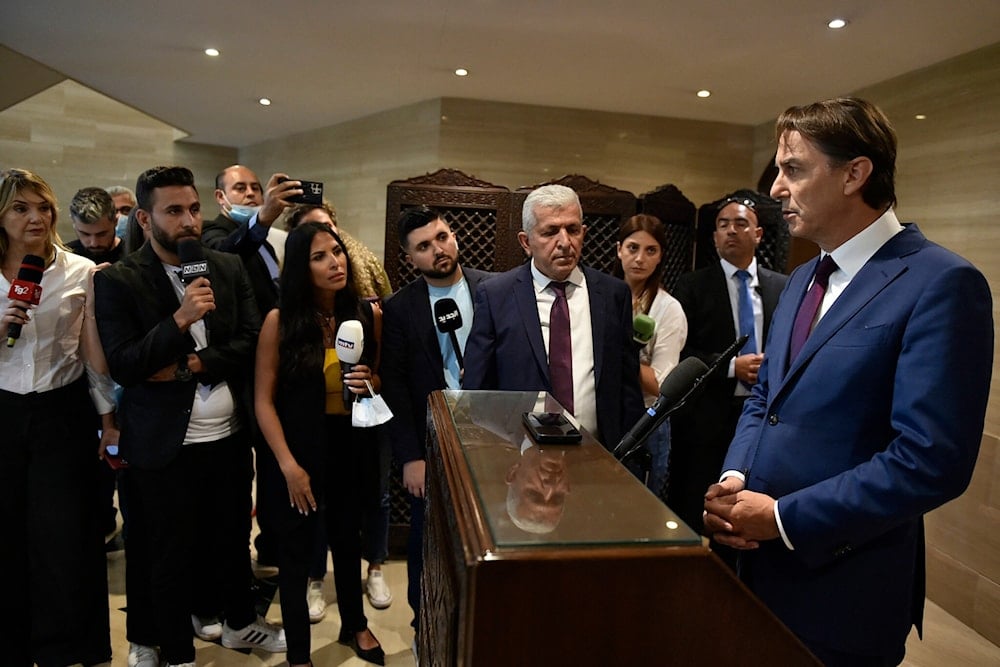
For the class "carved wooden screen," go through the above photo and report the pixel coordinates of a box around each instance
[694,189,789,274]
[383,169,514,290]
[513,175,637,275]
[638,184,697,293]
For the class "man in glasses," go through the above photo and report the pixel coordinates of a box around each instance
[667,190,786,542]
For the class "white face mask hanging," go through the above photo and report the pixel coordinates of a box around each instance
[352,379,394,428]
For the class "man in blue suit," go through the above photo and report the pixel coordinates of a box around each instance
[703,98,993,666]
[464,184,643,450]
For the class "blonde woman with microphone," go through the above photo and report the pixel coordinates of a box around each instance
[254,221,385,665]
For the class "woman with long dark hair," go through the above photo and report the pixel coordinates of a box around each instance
[255,221,385,666]
[613,214,687,496]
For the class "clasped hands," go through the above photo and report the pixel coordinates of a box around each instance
[703,477,780,549]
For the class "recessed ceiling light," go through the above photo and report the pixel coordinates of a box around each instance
[258,97,272,106]
[204,48,220,57]
[696,89,711,98]
[915,114,927,120]
[455,68,469,77]
[827,18,848,29]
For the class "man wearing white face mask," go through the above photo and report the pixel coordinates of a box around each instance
[203,165,302,316]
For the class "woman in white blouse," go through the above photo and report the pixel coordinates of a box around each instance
[613,214,688,498]
[0,169,117,667]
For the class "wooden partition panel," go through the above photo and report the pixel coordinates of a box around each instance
[384,169,514,290]
[695,189,790,273]
[513,174,637,275]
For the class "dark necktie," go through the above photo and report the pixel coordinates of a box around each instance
[735,269,756,356]
[789,255,838,363]
[548,281,574,414]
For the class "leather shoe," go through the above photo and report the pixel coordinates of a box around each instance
[337,627,385,666]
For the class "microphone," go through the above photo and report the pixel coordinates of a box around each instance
[177,238,210,285]
[335,319,364,404]
[614,334,751,460]
[433,298,465,370]
[177,239,211,343]
[633,313,656,347]
[6,254,44,348]
[614,357,708,457]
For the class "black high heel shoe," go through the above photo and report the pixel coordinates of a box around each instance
[337,627,386,666]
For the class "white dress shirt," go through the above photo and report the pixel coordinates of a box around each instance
[0,248,115,414]
[528,261,598,439]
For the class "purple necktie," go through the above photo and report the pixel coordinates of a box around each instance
[548,281,574,414]
[789,255,838,363]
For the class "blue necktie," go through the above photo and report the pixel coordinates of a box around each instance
[735,270,756,357]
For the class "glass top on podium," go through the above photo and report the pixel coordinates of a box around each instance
[441,390,702,549]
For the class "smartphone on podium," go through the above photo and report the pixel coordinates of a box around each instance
[522,411,582,445]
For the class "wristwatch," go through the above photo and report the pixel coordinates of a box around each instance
[174,356,193,382]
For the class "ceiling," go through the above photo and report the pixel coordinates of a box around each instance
[3,1,999,148]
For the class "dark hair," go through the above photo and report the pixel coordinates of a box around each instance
[612,214,669,315]
[396,205,444,248]
[69,187,115,224]
[135,166,196,211]
[278,221,373,377]
[775,97,897,210]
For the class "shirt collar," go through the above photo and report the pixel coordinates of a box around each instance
[529,261,585,293]
[719,256,758,281]
[827,208,904,280]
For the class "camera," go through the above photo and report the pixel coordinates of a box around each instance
[279,177,324,205]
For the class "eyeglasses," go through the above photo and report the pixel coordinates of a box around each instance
[721,196,756,210]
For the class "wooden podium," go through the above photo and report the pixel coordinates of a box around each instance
[419,390,819,666]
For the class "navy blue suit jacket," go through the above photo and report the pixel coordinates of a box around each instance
[381,267,492,465]
[463,263,643,450]
[724,224,993,656]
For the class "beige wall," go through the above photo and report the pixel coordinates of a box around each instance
[239,97,755,259]
[0,79,235,241]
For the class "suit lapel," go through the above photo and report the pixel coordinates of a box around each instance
[777,228,921,392]
[584,267,606,385]
[412,279,447,387]
[514,264,550,380]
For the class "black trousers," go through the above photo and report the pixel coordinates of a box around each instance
[271,414,372,664]
[0,378,110,667]
[124,431,255,664]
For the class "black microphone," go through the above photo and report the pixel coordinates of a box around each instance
[177,238,209,285]
[433,298,465,370]
[6,254,44,348]
[177,239,211,343]
[613,334,751,460]
[614,357,709,457]
[335,320,365,404]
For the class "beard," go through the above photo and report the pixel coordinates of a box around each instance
[420,255,459,280]
[150,221,199,255]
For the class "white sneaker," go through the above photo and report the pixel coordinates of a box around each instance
[221,615,287,652]
[307,580,326,623]
[127,642,159,667]
[365,570,393,609]
[192,614,223,641]
[164,663,195,667]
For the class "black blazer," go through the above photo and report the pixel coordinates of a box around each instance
[202,213,280,315]
[94,242,261,469]
[667,261,786,531]
[381,267,491,465]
